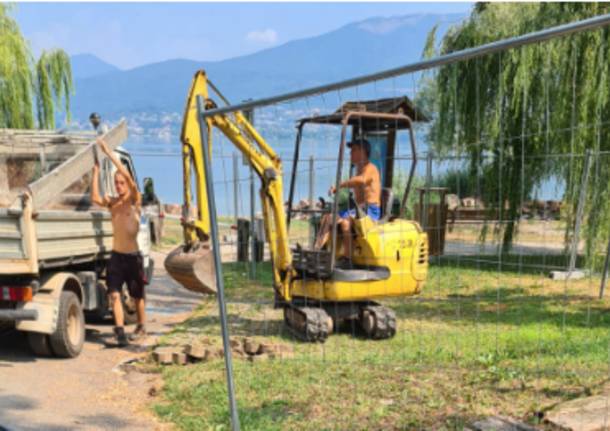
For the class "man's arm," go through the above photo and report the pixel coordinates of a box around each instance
[339,173,371,189]
[331,169,372,192]
[97,138,141,206]
[90,163,109,207]
[329,164,375,195]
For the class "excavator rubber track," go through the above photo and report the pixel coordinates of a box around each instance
[359,304,397,339]
[284,305,332,342]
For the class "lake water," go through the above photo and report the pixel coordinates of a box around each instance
[124,125,432,216]
[125,124,563,217]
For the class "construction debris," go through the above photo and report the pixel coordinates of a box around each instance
[152,347,175,365]
[248,353,269,362]
[172,352,188,366]
[243,337,260,355]
[185,343,206,360]
[152,337,295,366]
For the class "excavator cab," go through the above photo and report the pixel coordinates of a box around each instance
[274,98,431,341]
[286,97,427,282]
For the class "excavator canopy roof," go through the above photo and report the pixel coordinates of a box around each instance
[298,96,429,131]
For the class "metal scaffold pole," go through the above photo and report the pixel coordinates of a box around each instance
[199,14,610,119]
[196,95,240,431]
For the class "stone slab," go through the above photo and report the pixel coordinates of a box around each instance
[545,394,610,431]
[550,270,587,281]
[469,416,538,431]
[152,347,175,365]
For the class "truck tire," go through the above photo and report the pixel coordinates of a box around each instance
[49,291,85,358]
[27,332,53,357]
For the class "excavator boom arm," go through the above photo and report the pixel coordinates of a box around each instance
[169,70,293,299]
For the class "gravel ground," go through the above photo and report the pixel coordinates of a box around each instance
[0,251,203,431]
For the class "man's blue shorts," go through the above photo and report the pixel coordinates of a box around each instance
[339,204,381,221]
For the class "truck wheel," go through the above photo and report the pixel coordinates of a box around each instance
[27,332,53,357]
[49,291,85,358]
[121,285,138,325]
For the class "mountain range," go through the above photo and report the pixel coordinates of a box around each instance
[69,13,465,123]
[71,53,120,79]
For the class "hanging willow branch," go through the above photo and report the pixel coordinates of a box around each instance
[36,50,73,129]
[422,3,610,262]
[0,4,73,130]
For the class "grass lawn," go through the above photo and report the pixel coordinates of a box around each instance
[150,257,610,430]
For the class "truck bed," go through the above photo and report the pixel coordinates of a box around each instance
[0,207,114,271]
[0,122,127,275]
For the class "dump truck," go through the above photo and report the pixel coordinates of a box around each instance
[0,121,158,357]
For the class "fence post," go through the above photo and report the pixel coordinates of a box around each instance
[247,110,257,280]
[233,153,239,226]
[195,96,240,431]
[599,237,610,299]
[423,151,433,230]
[250,165,256,279]
[308,155,315,247]
[568,150,592,273]
[240,104,257,280]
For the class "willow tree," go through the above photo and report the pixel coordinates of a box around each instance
[423,3,610,260]
[0,4,73,129]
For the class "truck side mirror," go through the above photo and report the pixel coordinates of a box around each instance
[143,177,156,203]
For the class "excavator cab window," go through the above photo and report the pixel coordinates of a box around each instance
[353,132,394,189]
[350,130,396,189]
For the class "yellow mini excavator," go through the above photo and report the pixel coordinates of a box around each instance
[164,70,429,342]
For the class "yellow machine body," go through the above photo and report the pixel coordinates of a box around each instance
[291,218,428,301]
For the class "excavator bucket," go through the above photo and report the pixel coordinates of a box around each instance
[164,242,217,295]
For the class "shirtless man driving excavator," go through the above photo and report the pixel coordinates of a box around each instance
[314,138,381,263]
[91,138,146,346]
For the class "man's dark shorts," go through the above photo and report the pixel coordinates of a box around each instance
[106,251,146,299]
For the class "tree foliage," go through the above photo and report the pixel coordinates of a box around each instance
[424,3,610,258]
[0,4,73,129]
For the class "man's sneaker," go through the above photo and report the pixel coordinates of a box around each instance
[114,326,129,347]
[129,324,147,342]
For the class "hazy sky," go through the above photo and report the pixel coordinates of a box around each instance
[13,2,472,69]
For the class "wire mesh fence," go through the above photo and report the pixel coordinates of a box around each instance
[93,14,610,430]
[155,151,610,431]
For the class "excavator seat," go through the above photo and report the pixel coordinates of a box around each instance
[292,246,391,282]
[292,248,333,279]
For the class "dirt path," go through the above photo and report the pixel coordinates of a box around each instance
[0,251,203,431]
